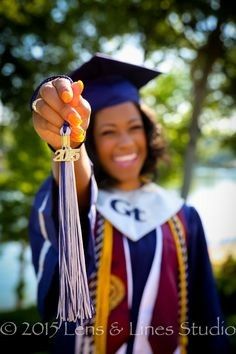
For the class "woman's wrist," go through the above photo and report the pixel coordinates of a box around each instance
[47,142,84,153]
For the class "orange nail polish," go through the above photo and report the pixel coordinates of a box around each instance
[71,130,85,143]
[77,80,84,92]
[72,80,84,97]
[61,91,73,103]
[67,112,82,125]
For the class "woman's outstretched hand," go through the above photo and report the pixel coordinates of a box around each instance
[32,78,91,150]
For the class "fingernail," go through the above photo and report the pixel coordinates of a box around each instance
[61,90,73,103]
[67,112,82,126]
[77,80,84,92]
[72,80,84,96]
[71,129,86,142]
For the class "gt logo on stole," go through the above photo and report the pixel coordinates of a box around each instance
[111,199,145,222]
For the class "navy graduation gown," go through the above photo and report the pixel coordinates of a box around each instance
[28,176,229,354]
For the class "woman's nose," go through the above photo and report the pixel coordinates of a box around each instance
[118,132,134,146]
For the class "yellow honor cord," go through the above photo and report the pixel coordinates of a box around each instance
[95,220,113,354]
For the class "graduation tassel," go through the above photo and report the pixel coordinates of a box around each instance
[53,122,94,325]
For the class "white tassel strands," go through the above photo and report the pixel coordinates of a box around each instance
[55,124,94,325]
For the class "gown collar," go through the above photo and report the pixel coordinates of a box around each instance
[97,183,184,241]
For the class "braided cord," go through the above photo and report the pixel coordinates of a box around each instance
[168,215,188,354]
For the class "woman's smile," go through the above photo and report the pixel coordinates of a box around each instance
[94,102,147,190]
[113,152,138,166]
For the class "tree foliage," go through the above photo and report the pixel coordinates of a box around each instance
[0,0,83,242]
[0,0,236,244]
[76,0,236,195]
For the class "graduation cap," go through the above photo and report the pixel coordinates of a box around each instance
[69,53,161,112]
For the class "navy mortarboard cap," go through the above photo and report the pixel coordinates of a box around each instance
[69,53,161,112]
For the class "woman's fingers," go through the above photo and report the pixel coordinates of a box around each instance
[38,79,89,128]
[32,78,91,148]
[32,105,86,148]
[31,98,63,128]
[53,77,74,103]
[70,81,84,107]
[32,112,62,149]
[70,125,86,143]
[70,97,91,130]
[39,80,70,114]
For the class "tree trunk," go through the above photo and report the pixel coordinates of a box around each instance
[181,73,208,199]
[181,23,223,199]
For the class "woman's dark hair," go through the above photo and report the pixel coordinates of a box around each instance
[85,103,167,188]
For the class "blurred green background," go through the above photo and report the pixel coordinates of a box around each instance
[0,0,236,353]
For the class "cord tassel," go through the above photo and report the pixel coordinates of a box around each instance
[54,123,94,325]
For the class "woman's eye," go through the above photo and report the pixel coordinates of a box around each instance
[100,130,115,136]
[130,125,143,130]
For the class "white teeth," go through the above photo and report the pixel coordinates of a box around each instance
[114,153,137,162]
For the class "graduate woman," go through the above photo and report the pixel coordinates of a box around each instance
[29,53,228,354]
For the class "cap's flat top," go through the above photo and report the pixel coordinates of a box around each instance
[70,53,161,88]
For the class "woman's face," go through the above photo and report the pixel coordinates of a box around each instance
[93,101,147,190]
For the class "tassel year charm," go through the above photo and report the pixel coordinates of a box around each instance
[53,122,94,325]
[53,125,81,162]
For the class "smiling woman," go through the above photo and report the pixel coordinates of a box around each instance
[86,102,165,190]
[94,102,147,191]
[28,53,229,354]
